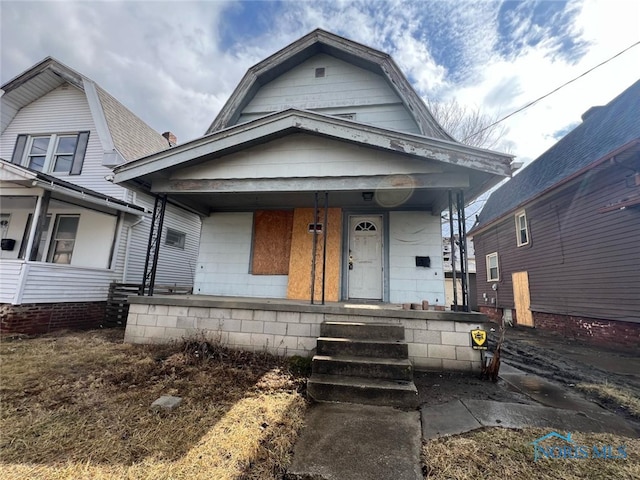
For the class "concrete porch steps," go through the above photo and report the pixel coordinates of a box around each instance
[312,355,413,380]
[316,337,408,358]
[308,321,419,407]
[307,374,418,408]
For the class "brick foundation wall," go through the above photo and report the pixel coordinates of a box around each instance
[0,302,106,335]
[533,312,640,349]
[479,306,639,349]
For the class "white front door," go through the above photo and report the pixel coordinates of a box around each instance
[348,215,383,300]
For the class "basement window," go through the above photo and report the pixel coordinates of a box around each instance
[165,228,186,249]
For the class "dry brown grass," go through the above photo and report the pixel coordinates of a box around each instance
[0,329,308,479]
[423,427,639,480]
[576,383,640,419]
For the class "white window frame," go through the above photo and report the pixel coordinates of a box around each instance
[165,228,186,249]
[47,214,80,264]
[486,252,499,282]
[22,134,79,174]
[515,210,529,247]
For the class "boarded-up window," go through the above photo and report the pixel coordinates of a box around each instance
[252,210,294,275]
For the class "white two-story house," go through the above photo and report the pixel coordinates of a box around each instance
[0,58,201,334]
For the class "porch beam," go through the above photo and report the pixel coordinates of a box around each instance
[152,173,469,194]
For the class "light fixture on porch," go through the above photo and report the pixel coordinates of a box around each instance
[362,191,374,201]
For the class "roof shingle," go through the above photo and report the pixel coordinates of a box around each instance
[475,79,640,230]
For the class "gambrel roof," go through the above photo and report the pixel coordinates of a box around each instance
[472,79,640,233]
[207,28,454,141]
[1,57,169,162]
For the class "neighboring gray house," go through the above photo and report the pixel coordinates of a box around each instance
[0,58,201,334]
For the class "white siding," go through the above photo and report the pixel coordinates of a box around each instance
[237,53,420,134]
[0,84,127,199]
[0,260,23,303]
[389,211,445,304]
[124,192,201,287]
[194,212,288,298]
[19,263,118,303]
[173,133,441,181]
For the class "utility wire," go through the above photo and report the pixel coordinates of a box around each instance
[464,40,640,142]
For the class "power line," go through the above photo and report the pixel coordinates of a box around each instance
[464,40,640,142]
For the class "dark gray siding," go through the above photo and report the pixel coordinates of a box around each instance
[474,159,640,323]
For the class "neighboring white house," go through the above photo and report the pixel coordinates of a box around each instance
[0,58,201,334]
[114,29,513,311]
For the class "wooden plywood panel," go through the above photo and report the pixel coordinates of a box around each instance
[287,208,342,302]
[252,210,294,275]
[512,271,534,327]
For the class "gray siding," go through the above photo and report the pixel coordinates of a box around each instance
[238,53,421,134]
[125,193,201,287]
[474,161,640,323]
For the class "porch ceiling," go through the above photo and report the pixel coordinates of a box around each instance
[156,188,453,214]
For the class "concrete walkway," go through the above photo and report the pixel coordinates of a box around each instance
[422,398,637,440]
[287,360,638,479]
[286,403,422,480]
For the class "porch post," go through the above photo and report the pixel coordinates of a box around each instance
[321,192,329,305]
[456,191,468,310]
[27,191,51,261]
[310,192,319,304]
[448,190,458,310]
[141,194,167,296]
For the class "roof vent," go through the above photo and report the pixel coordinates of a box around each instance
[315,67,325,78]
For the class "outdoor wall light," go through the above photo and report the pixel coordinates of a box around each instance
[362,192,374,201]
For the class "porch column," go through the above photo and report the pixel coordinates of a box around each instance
[448,190,458,309]
[26,191,51,261]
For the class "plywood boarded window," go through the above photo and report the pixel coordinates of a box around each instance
[252,210,294,275]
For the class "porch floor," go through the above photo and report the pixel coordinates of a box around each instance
[129,294,486,323]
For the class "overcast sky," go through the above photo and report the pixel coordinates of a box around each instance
[2,0,639,165]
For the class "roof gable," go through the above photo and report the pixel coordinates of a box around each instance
[206,29,452,140]
[1,57,169,162]
[474,79,640,231]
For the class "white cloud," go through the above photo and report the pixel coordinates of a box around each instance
[2,0,638,161]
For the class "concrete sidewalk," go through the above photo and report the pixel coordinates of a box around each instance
[422,398,638,440]
[286,403,422,480]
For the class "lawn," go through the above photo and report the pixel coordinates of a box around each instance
[0,329,308,480]
[423,427,640,479]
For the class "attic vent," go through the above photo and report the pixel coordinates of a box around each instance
[315,67,326,78]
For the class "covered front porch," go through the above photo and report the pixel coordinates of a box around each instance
[125,294,489,372]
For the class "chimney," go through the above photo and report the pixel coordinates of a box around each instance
[162,131,177,147]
